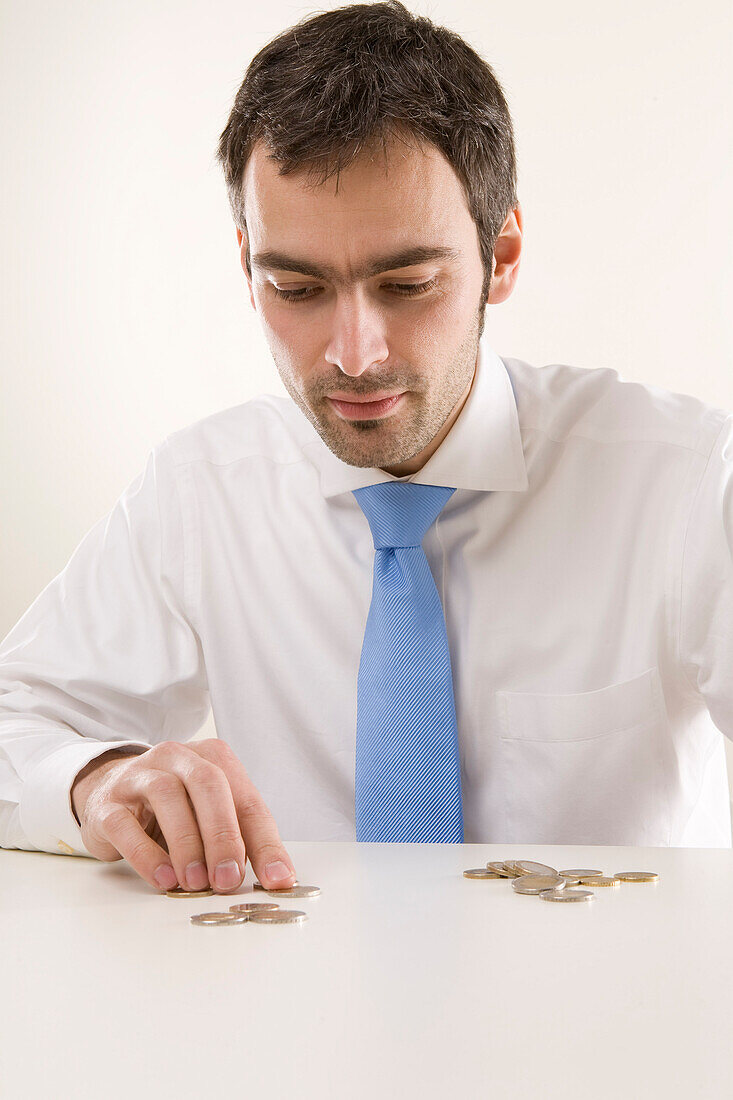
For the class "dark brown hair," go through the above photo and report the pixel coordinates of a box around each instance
[215,0,519,303]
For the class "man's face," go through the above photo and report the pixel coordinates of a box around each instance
[238,133,495,475]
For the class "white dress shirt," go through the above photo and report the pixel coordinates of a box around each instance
[2,330,732,856]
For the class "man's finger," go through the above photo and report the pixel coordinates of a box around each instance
[119,756,247,894]
[191,740,296,889]
[96,802,179,891]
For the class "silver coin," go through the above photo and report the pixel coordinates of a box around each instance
[558,876,582,886]
[463,868,502,879]
[558,868,603,878]
[248,909,308,924]
[502,861,526,876]
[512,874,566,894]
[514,861,558,877]
[229,902,280,914]
[190,911,249,925]
[539,889,594,903]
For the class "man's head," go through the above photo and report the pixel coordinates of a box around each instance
[216,0,522,475]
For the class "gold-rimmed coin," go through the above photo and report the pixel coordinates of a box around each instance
[512,874,566,895]
[514,861,558,877]
[190,912,249,925]
[464,868,502,879]
[166,887,215,898]
[615,871,659,882]
[229,902,280,914]
[558,869,603,878]
[248,909,307,924]
[502,861,526,876]
[579,876,619,888]
[539,889,594,903]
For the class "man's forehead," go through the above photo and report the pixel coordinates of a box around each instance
[243,133,460,221]
[239,139,468,283]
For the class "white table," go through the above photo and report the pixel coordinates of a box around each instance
[1,840,732,1098]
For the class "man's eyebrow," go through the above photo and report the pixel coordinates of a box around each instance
[250,245,461,284]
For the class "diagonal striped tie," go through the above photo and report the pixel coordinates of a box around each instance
[352,482,464,842]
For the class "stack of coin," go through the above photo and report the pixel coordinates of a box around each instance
[463,859,658,904]
[165,881,320,926]
[165,886,215,898]
[253,882,321,898]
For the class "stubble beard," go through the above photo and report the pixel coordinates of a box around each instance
[279,301,487,470]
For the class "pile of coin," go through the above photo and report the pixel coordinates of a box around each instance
[462,859,658,904]
[165,879,321,926]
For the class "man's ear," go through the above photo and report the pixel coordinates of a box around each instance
[487,202,523,306]
[235,226,256,313]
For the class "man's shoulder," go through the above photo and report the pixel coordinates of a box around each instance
[502,354,729,458]
[158,392,311,469]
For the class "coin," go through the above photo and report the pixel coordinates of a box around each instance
[558,876,582,886]
[578,875,619,887]
[502,861,527,876]
[464,868,503,879]
[486,862,516,877]
[229,902,280,914]
[514,861,558,877]
[558,869,603,878]
[539,889,594,903]
[248,909,308,924]
[257,885,321,898]
[512,874,566,894]
[190,912,249,925]
[615,871,659,882]
[253,881,300,891]
[166,887,215,898]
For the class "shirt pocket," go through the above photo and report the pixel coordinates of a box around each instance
[495,666,673,846]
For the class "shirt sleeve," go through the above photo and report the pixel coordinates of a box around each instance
[0,439,210,857]
[679,413,733,740]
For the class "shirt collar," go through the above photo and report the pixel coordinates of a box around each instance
[300,330,529,499]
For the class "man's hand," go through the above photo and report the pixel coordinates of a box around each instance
[71,739,297,894]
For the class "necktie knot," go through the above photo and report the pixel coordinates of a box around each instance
[352,482,456,550]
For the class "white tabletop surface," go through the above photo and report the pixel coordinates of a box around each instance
[1,840,732,1099]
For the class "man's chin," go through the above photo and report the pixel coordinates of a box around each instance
[321,436,405,469]
[312,424,412,469]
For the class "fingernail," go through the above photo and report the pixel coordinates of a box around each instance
[185,861,209,891]
[265,860,293,884]
[214,859,241,890]
[154,864,178,890]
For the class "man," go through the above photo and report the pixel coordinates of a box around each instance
[2,1,732,899]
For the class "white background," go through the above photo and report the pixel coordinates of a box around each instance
[1,0,732,802]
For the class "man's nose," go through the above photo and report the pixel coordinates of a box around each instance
[324,292,389,377]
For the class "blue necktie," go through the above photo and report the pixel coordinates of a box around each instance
[352,482,464,842]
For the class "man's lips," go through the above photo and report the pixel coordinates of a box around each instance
[327,390,403,402]
[327,392,406,420]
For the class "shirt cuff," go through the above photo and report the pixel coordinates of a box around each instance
[19,740,152,857]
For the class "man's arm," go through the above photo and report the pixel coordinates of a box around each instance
[0,442,210,856]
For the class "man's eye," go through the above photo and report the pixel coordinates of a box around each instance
[271,278,438,302]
